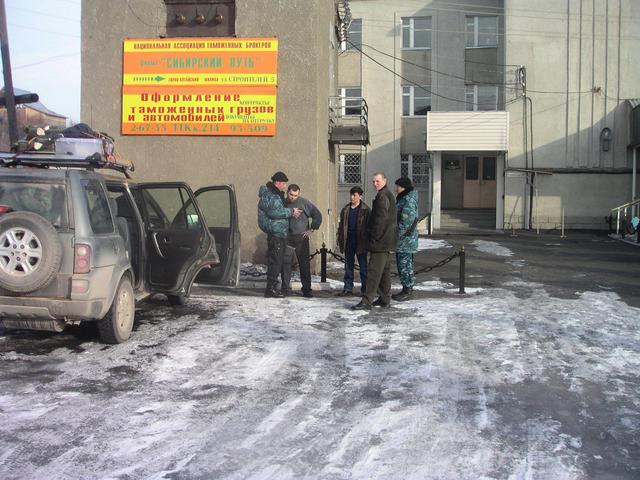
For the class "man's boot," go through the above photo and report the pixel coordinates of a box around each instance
[264,285,284,298]
[391,286,409,301]
[393,287,413,301]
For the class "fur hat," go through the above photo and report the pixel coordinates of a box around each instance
[271,171,289,182]
[395,177,413,189]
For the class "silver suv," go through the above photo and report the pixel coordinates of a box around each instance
[0,153,240,343]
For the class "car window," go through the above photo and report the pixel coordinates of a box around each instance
[0,181,68,228]
[81,179,114,234]
[138,187,202,231]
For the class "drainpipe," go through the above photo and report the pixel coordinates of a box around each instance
[634,147,637,216]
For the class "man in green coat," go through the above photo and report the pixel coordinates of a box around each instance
[392,177,419,301]
[257,171,301,297]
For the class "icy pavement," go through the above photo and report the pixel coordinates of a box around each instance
[1,283,639,479]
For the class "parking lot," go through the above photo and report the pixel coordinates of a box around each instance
[1,231,639,479]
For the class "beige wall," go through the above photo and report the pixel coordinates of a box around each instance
[505,0,640,229]
[81,0,338,262]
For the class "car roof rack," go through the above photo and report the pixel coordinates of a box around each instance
[0,151,135,179]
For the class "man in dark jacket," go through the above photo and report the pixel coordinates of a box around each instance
[281,184,322,297]
[257,171,301,298]
[352,172,397,310]
[337,186,370,296]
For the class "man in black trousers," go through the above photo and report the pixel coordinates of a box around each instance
[351,172,397,310]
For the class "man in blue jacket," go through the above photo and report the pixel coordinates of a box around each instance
[258,171,301,297]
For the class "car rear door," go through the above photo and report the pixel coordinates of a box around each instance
[133,183,217,294]
[192,185,241,287]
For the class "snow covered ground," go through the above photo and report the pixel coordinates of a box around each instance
[1,238,639,479]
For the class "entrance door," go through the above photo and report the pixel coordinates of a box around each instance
[463,156,497,208]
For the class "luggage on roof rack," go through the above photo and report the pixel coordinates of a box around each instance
[0,151,135,178]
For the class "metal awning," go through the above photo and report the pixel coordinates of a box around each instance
[426,111,509,152]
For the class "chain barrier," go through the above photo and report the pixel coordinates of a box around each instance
[309,243,467,294]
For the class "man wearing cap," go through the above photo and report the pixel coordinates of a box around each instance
[392,177,419,301]
[258,171,302,298]
[352,172,397,310]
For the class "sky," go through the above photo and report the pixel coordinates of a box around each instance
[4,0,81,123]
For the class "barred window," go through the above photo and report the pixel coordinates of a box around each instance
[339,153,361,184]
[400,154,430,186]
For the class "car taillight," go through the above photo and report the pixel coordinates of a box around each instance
[0,205,13,214]
[74,244,91,274]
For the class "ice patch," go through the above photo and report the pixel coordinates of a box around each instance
[471,240,514,257]
[418,238,453,250]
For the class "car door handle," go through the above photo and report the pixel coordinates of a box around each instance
[152,232,166,258]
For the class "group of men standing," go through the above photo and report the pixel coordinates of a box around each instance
[257,170,419,309]
[257,171,322,298]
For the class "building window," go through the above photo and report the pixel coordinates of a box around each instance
[402,86,431,117]
[402,17,431,49]
[341,87,362,116]
[339,153,362,185]
[465,85,498,111]
[342,18,362,50]
[466,16,498,47]
[401,154,431,186]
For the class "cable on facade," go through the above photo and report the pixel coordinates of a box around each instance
[357,42,520,85]
[348,41,505,108]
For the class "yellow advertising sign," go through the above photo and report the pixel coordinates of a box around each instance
[122,37,278,136]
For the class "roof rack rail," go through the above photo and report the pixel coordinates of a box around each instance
[0,151,135,178]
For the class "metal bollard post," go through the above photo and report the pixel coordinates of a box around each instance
[320,242,327,283]
[458,246,466,294]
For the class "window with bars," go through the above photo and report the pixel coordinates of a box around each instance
[339,153,362,185]
[400,154,430,186]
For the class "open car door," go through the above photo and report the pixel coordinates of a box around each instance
[133,183,218,295]
[193,185,241,287]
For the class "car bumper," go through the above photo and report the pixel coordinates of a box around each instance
[0,296,105,321]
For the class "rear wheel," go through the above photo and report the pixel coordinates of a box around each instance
[98,276,135,344]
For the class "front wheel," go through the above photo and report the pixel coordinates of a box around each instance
[98,276,135,344]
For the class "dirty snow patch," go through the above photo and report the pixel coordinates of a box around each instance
[471,240,514,257]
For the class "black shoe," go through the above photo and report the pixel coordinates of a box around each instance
[302,290,313,298]
[391,286,409,301]
[264,288,284,298]
[393,288,413,302]
[281,289,293,297]
[372,297,390,308]
[350,300,371,310]
[338,290,353,296]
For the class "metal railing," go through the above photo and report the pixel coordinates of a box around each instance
[609,197,640,235]
[328,96,369,130]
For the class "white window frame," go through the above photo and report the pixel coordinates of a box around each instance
[465,16,498,48]
[339,153,362,185]
[340,87,362,116]
[465,85,498,111]
[401,17,432,50]
[402,85,431,117]
[341,18,362,51]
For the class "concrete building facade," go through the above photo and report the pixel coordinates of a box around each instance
[339,0,640,231]
[81,0,340,262]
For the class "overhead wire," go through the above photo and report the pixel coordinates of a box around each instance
[348,40,518,109]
